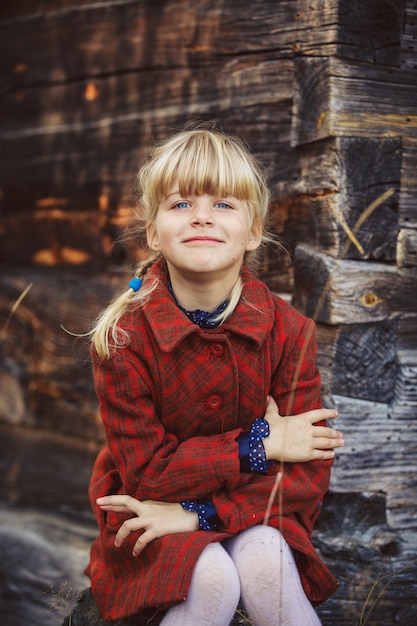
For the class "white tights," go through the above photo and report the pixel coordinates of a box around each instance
[159,525,322,626]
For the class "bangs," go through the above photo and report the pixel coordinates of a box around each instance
[139,127,270,223]
[152,132,262,206]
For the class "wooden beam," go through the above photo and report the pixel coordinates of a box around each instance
[0,266,125,440]
[316,320,397,403]
[293,244,417,324]
[399,137,417,228]
[0,422,98,509]
[397,228,417,267]
[291,57,417,146]
[288,136,401,260]
[330,393,417,530]
[294,0,403,65]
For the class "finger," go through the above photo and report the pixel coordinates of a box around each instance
[115,517,145,547]
[97,504,130,512]
[306,409,338,424]
[313,426,343,439]
[97,495,142,515]
[266,394,280,414]
[314,436,344,450]
[311,449,336,461]
[132,529,156,557]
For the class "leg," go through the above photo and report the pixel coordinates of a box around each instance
[160,542,240,626]
[225,525,322,626]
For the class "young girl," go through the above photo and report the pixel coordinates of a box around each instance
[86,125,343,626]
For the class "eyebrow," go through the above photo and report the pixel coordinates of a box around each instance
[164,191,180,200]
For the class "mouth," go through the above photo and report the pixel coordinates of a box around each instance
[183,236,223,243]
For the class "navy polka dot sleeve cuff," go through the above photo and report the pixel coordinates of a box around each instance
[236,418,272,474]
[180,499,220,531]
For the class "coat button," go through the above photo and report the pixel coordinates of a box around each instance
[206,395,222,409]
[210,343,224,356]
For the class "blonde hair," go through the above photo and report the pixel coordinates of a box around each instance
[92,124,272,358]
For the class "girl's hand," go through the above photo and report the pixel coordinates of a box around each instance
[262,395,344,463]
[96,495,199,556]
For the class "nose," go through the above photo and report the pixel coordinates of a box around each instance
[191,198,214,225]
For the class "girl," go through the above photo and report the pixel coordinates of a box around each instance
[86,125,343,626]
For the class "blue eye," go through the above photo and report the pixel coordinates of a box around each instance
[215,202,232,209]
[174,201,190,209]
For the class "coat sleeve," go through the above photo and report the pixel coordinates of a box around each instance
[91,344,244,502]
[211,316,333,537]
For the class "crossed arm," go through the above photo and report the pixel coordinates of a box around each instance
[97,396,343,556]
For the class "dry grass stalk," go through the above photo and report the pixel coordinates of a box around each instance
[0,281,34,340]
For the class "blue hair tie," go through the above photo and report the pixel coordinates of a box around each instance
[129,277,142,292]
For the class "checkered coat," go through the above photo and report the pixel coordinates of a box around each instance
[86,258,338,620]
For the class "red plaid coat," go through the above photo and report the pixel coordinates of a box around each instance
[86,258,338,620]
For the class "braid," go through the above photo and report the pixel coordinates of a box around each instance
[91,252,161,359]
[134,252,161,281]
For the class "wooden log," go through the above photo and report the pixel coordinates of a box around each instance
[289,136,400,260]
[0,266,127,440]
[291,57,417,146]
[314,491,417,625]
[0,209,120,268]
[391,319,417,417]
[0,99,295,216]
[397,316,417,363]
[399,137,417,228]
[294,0,403,65]
[401,1,417,71]
[0,59,293,135]
[329,394,417,530]
[316,321,397,404]
[397,228,417,267]
[0,422,99,509]
[293,244,417,324]
[0,0,403,96]
[391,345,417,418]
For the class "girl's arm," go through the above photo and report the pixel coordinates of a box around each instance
[96,495,199,556]
[262,396,343,462]
[211,316,342,535]
[92,345,243,503]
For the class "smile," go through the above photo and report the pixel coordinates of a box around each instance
[183,237,223,243]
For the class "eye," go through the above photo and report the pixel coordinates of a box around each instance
[215,201,233,209]
[173,201,190,209]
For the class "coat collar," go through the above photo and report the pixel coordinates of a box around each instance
[141,258,275,352]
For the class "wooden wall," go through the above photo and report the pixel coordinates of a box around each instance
[0,1,416,624]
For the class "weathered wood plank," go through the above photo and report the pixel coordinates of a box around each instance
[314,492,417,625]
[0,0,403,99]
[0,0,306,92]
[399,137,417,228]
[397,228,417,267]
[0,266,127,440]
[0,100,295,215]
[391,353,417,418]
[329,394,417,530]
[397,317,417,363]
[294,0,403,65]
[0,60,293,137]
[289,136,400,260]
[316,321,397,404]
[401,2,417,70]
[293,244,417,324]
[291,57,417,146]
[0,423,99,509]
[0,210,118,268]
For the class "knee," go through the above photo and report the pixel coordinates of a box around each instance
[193,543,241,604]
[226,525,294,580]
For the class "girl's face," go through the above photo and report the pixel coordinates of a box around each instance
[146,184,262,283]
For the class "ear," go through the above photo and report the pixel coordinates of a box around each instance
[245,220,263,251]
[146,222,161,251]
